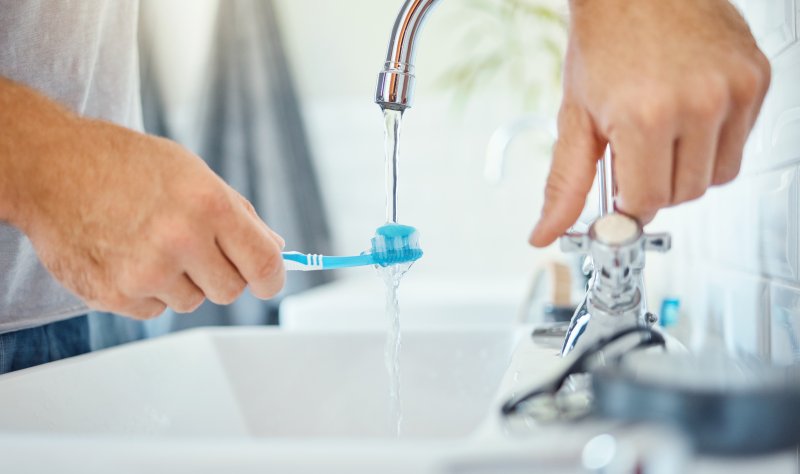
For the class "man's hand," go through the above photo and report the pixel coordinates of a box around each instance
[0,78,285,319]
[530,0,770,247]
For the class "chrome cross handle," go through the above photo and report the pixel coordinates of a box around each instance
[559,213,671,357]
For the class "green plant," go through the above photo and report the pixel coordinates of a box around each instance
[436,0,567,112]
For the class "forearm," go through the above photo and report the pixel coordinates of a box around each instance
[0,76,80,228]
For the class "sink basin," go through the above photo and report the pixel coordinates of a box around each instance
[0,326,518,439]
[280,276,529,330]
[1,324,789,473]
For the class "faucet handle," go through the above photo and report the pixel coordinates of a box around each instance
[644,233,672,252]
[560,220,671,256]
[558,216,672,254]
[560,232,589,253]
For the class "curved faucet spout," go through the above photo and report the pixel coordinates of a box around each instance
[375,0,443,111]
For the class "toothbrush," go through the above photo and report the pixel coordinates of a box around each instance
[282,223,423,271]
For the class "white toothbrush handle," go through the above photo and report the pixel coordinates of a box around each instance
[282,252,324,271]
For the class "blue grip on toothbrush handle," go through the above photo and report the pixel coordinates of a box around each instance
[282,252,376,270]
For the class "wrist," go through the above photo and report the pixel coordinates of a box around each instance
[0,77,82,231]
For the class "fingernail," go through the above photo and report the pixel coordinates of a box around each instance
[529,223,542,247]
[272,232,286,250]
[528,225,537,245]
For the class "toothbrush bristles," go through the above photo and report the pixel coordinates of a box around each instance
[371,223,423,267]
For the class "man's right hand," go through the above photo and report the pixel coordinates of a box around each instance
[0,78,286,319]
[529,0,770,247]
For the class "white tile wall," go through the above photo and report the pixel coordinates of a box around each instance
[705,178,759,273]
[770,282,800,364]
[755,167,798,280]
[722,272,770,359]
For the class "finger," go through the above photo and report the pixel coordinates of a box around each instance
[216,206,285,299]
[268,227,285,250]
[122,298,168,320]
[671,116,722,204]
[184,241,247,305]
[88,296,167,320]
[530,104,605,247]
[712,111,748,186]
[236,193,285,249]
[712,65,768,186]
[612,125,675,224]
[157,273,205,313]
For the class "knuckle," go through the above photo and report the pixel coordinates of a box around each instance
[258,271,286,299]
[543,171,569,202]
[543,149,584,201]
[137,303,167,320]
[250,255,286,300]
[629,95,675,131]
[188,294,206,311]
[691,76,728,120]
[172,294,205,314]
[253,250,283,282]
[100,292,134,315]
[210,281,245,306]
[731,63,764,105]
[623,191,669,218]
[196,189,234,217]
[120,263,169,295]
[154,225,193,256]
[754,50,772,86]
[95,284,167,319]
[673,184,707,204]
[713,162,741,186]
[642,193,671,213]
[239,196,257,216]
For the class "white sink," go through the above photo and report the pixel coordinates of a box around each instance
[280,275,529,330]
[0,326,518,440]
[0,325,550,473]
[1,325,793,473]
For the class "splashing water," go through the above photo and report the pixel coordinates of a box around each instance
[381,263,411,437]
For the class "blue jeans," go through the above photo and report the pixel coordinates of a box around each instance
[0,315,90,374]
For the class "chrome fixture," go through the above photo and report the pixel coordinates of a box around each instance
[559,212,671,356]
[375,0,441,110]
[376,2,671,357]
[558,147,671,356]
[484,115,557,185]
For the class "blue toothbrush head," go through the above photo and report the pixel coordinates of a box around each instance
[370,224,423,267]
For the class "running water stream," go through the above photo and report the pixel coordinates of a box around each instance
[384,108,402,224]
[381,108,406,437]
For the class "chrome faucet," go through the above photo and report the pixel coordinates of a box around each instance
[375,0,441,111]
[375,0,671,356]
[554,147,672,356]
[559,212,671,356]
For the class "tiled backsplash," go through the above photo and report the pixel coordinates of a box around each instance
[652,0,800,363]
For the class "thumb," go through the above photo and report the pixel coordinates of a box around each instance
[530,105,605,247]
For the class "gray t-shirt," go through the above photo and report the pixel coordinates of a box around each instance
[0,1,143,333]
